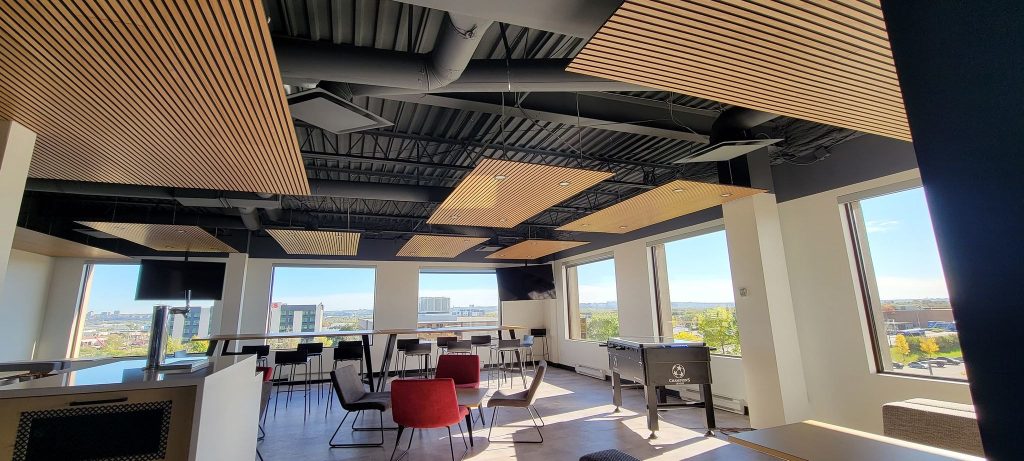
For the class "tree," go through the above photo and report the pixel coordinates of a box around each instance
[585,311,620,341]
[919,337,940,375]
[674,331,701,341]
[892,334,911,365]
[695,307,741,355]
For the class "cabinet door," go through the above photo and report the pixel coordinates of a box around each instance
[0,386,196,461]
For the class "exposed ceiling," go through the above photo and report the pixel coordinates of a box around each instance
[16,0,871,261]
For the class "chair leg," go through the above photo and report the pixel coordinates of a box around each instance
[487,406,543,443]
[389,426,405,461]
[517,351,527,388]
[529,405,546,427]
[330,410,390,448]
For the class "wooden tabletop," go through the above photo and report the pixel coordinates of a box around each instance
[728,420,984,461]
[193,325,527,342]
[456,387,489,408]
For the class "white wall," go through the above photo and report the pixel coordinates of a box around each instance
[0,249,54,361]
[779,169,971,433]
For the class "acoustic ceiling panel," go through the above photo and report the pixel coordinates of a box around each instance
[567,0,911,141]
[0,0,309,195]
[427,159,614,228]
[266,229,361,256]
[76,222,236,253]
[396,235,489,258]
[557,180,763,233]
[486,240,589,260]
[13,227,127,259]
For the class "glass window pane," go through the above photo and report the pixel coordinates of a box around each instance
[268,266,376,349]
[76,264,215,358]
[567,259,619,341]
[854,187,963,380]
[417,271,499,338]
[663,231,740,356]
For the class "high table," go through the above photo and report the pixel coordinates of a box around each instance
[194,325,526,391]
[728,420,984,461]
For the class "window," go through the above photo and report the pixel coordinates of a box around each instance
[75,264,214,358]
[566,258,619,341]
[268,266,376,349]
[656,230,741,356]
[417,270,499,337]
[846,186,964,380]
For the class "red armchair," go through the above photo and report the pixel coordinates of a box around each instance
[435,354,480,389]
[390,378,469,461]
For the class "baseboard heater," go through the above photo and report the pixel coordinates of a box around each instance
[575,364,606,380]
[678,387,747,414]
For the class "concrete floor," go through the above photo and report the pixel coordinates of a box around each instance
[258,366,775,460]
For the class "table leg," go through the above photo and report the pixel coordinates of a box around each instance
[611,370,622,411]
[376,334,398,391]
[205,339,219,357]
[700,383,717,436]
[465,412,474,447]
[361,334,374,391]
[478,406,486,425]
[645,384,660,439]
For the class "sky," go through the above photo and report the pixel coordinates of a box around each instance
[83,188,947,314]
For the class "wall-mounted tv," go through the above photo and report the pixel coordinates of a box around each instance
[496,265,556,301]
[135,259,226,301]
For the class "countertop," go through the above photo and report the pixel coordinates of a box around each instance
[0,355,254,398]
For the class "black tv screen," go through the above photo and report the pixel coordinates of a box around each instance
[496,265,556,301]
[136,259,226,300]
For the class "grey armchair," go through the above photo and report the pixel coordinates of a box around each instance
[486,360,547,443]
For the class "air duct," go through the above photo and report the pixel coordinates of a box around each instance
[676,108,783,164]
[276,13,492,92]
[307,179,452,203]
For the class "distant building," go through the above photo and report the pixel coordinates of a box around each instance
[168,306,211,341]
[418,297,451,314]
[269,303,324,333]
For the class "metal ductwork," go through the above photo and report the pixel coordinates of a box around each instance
[276,12,492,93]
[307,179,452,203]
[709,107,781,145]
[24,179,174,200]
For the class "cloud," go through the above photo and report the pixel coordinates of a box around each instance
[667,279,735,303]
[865,219,901,233]
[576,284,619,304]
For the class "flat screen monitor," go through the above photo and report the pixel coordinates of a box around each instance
[136,259,226,301]
[496,265,556,301]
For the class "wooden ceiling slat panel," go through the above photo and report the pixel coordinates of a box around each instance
[266,229,361,256]
[557,180,764,234]
[486,240,589,260]
[13,227,127,259]
[76,222,237,253]
[396,235,489,258]
[0,0,309,195]
[568,0,910,140]
[426,159,614,228]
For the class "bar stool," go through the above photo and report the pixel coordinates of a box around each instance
[471,335,494,382]
[403,343,433,378]
[327,341,364,414]
[242,345,271,367]
[521,335,536,370]
[492,339,527,388]
[436,336,458,355]
[390,339,421,379]
[297,342,325,403]
[530,328,549,361]
[446,340,472,355]
[272,350,312,419]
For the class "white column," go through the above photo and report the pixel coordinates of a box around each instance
[215,252,249,336]
[723,193,811,428]
[35,258,89,359]
[614,240,660,338]
[0,121,36,290]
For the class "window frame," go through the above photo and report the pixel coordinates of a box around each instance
[650,226,742,357]
[843,185,965,383]
[563,255,618,343]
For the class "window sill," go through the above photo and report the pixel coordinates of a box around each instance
[874,370,970,385]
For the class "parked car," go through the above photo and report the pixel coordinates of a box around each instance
[923,359,946,368]
[892,362,904,369]
[907,361,927,369]
[933,357,962,365]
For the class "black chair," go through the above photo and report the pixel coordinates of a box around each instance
[327,341,364,414]
[530,328,549,361]
[297,342,325,403]
[471,335,494,382]
[402,343,433,378]
[522,335,536,370]
[390,338,421,378]
[492,339,527,388]
[329,363,394,448]
[242,345,271,367]
[272,350,311,419]
[446,340,472,355]
[436,336,458,355]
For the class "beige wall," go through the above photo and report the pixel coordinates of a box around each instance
[0,249,54,361]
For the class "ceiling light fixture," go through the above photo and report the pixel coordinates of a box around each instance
[619,225,628,229]
[673,188,686,193]
[720,193,733,197]
[559,181,571,187]
[493,174,507,181]
[451,214,461,219]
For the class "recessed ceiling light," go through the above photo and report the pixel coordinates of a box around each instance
[451,214,461,219]
[559,181,571,187]
[175,230,186,233]
[581,223,590,227]
[619,225,628,229]
[494,174,507,181]
[673,188,686,193]
[719,193,733,197]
